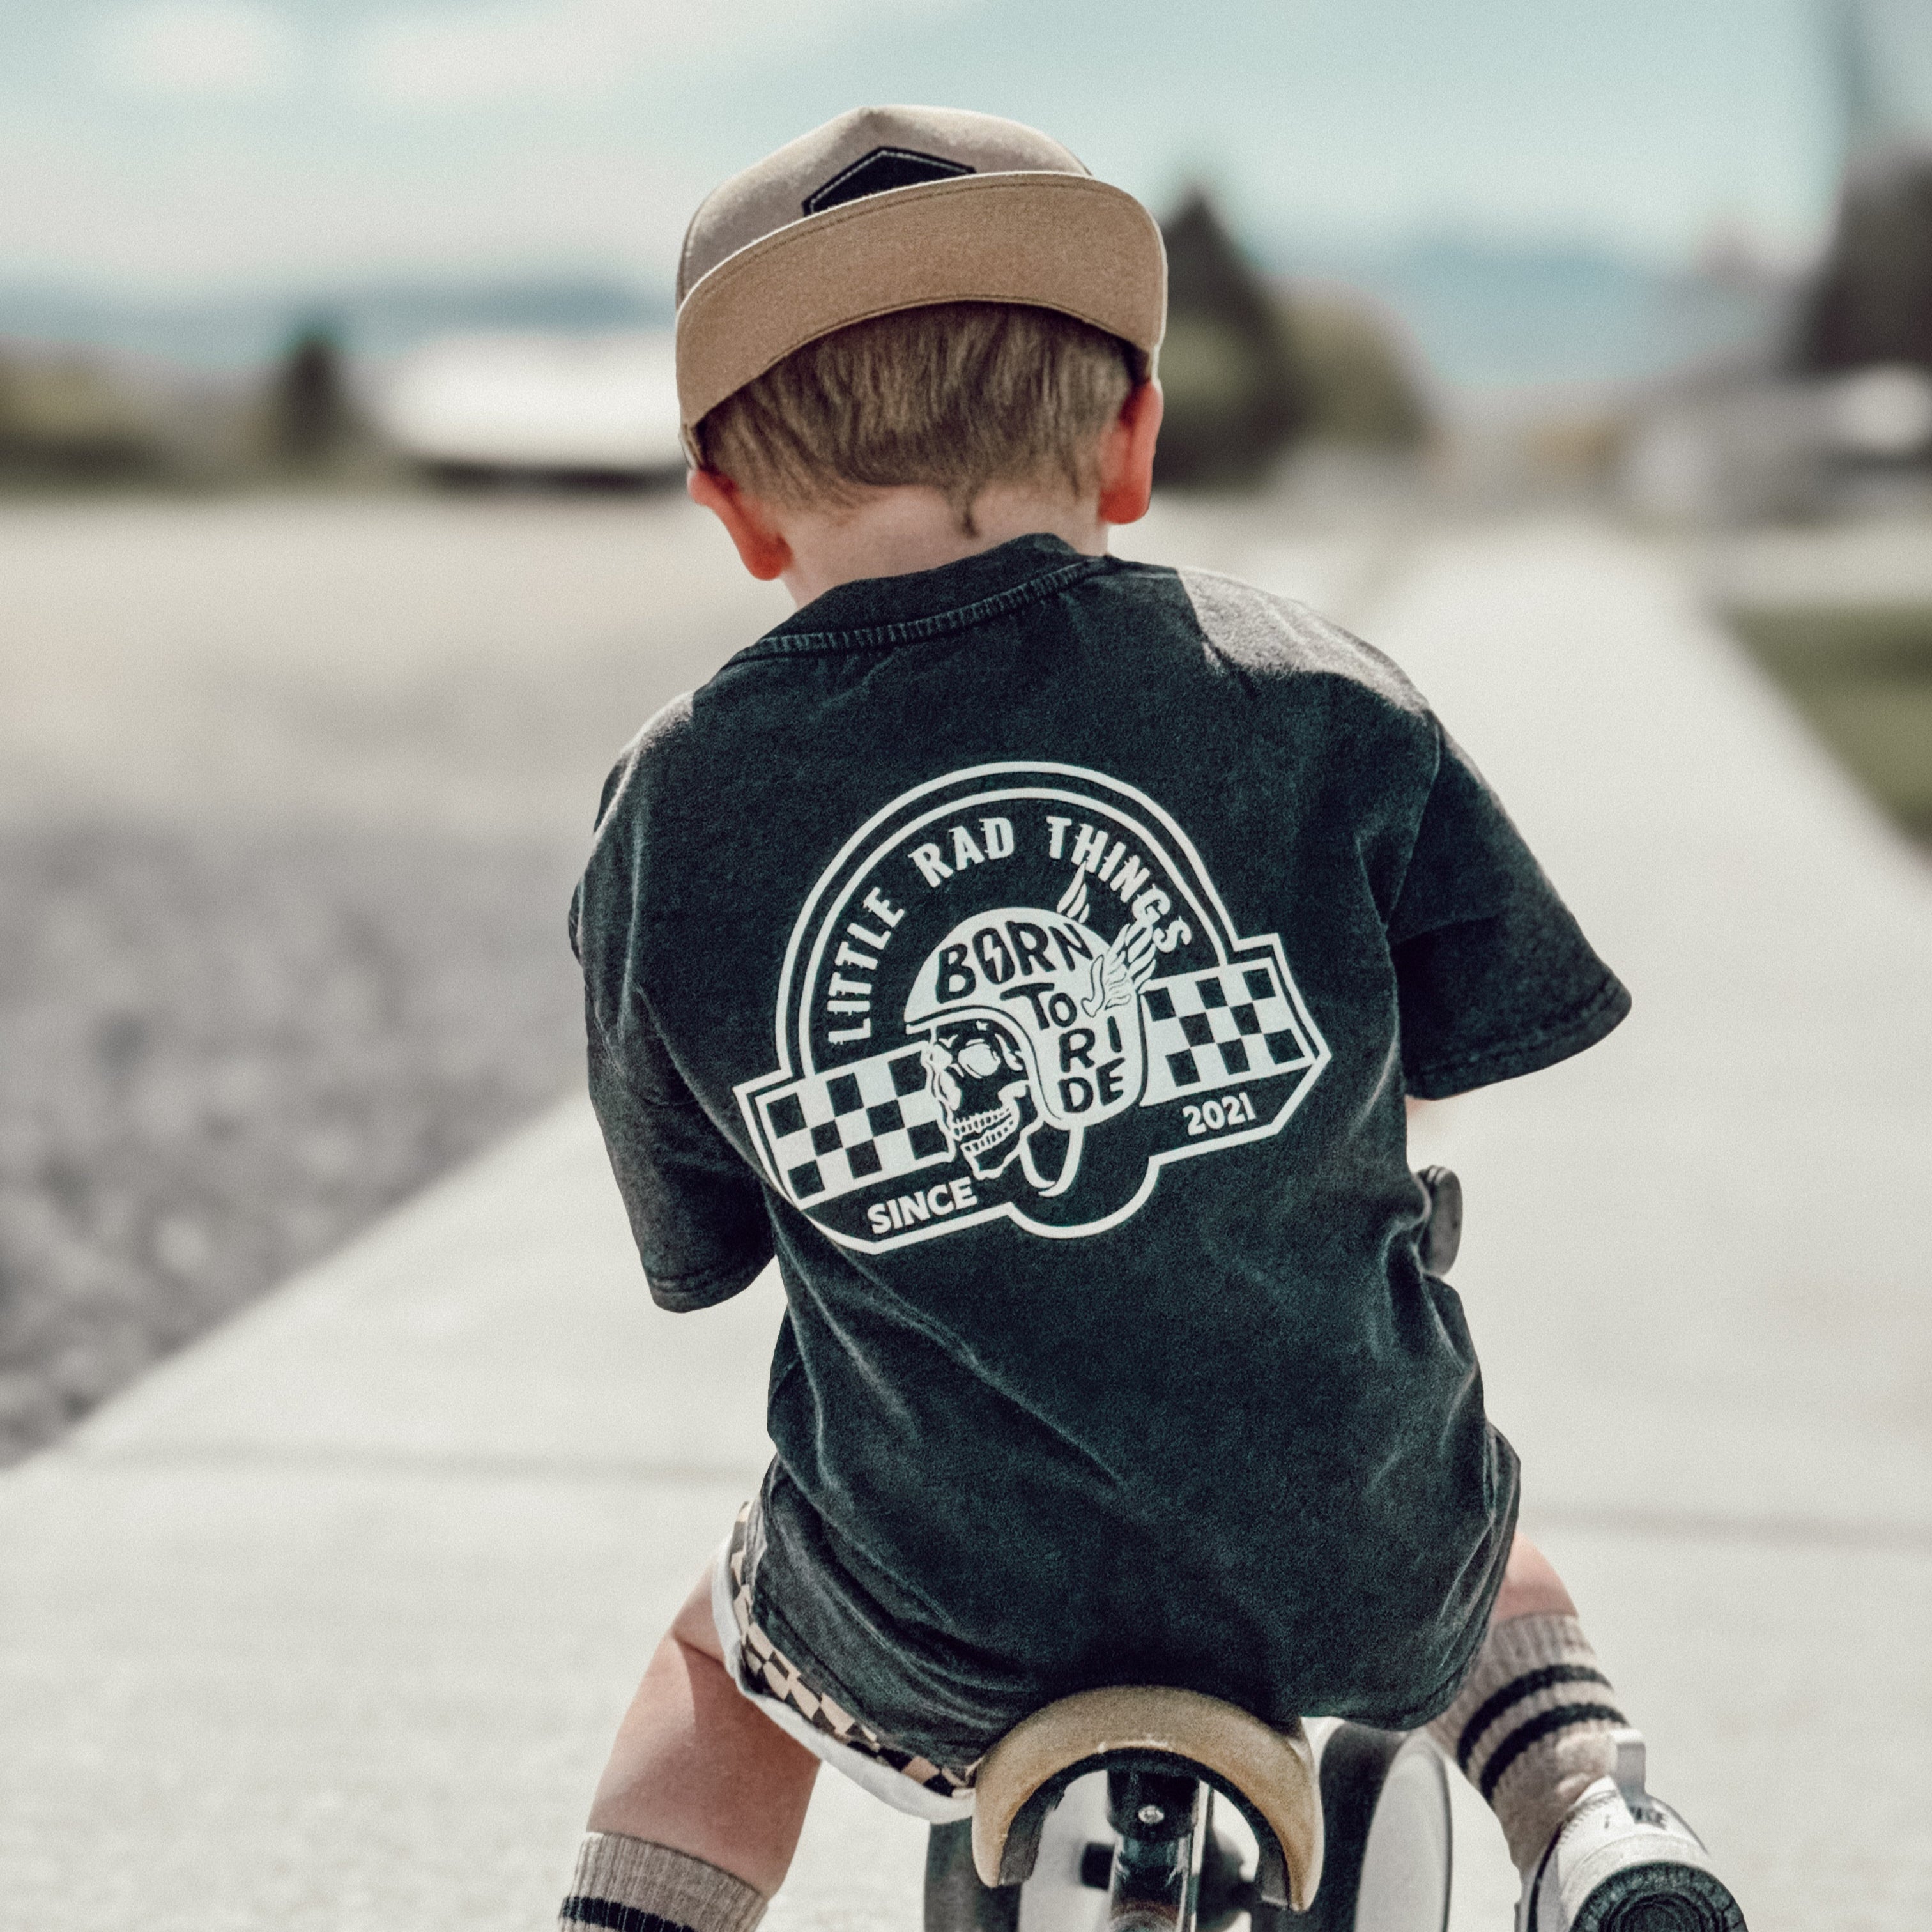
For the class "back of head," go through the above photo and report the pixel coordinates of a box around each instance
[695,303,1139,526]
[674,107,1167,523]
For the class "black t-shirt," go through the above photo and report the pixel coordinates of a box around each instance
[572,535,1628,1759]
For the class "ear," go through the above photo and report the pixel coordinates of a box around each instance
[1096,380,1164,526]
[687,468,793,581]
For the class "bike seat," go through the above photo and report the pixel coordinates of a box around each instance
[970,1686,1323,1911]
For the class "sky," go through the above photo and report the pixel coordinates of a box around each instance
[0,0,1890,300]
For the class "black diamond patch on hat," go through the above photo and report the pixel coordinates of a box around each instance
[803,146,973,216]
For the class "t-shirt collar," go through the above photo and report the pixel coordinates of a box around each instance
[737,532,1110,657]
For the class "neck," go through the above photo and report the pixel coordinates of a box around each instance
[775,484,1107,606]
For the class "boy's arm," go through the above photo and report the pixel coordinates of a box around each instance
[571,724,776,1312]
[583,1000,776,1312]
[1389,721,1630,1100]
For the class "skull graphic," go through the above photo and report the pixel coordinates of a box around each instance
[905,900,1165,1200]
[922,1016,1039,1179]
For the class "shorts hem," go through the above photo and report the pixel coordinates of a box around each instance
[708,1515,977,1823]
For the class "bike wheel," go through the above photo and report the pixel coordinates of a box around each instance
[926,1770,1129,1932]
[1019,1768,1117,1932]
[1299,1726,1452,1932]
[926,1820,1021,1932]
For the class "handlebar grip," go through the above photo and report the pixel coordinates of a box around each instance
[1416,1166,1462,1275]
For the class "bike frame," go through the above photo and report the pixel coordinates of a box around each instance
[1101,1760,1209,1932]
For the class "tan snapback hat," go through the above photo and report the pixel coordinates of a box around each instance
[674,105,1167,451]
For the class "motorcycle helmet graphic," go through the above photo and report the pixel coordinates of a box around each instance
[903,901,1160,1195]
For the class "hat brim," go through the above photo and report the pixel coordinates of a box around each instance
[675,171,1167,446]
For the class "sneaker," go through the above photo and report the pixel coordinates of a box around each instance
[1517,1731,1745,1932]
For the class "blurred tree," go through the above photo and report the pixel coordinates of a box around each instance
[1794,149,1932,372]
[1154,190,1310,487]
[269,325,356,465]
[1276,287,1431,449]
[0,347,166,484]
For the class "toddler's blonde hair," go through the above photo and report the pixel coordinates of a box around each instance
[693,302,1138,530]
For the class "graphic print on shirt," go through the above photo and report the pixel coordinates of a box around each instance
[736,763,1330,1248]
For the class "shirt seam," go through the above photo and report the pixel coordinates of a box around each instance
[1384,712,1450,934]
[1373,1452,1522,1729]
[587,973,723,1115]
[1405,971,1630,1091]
[724,556,1114,664]
[651,1248,768,1308]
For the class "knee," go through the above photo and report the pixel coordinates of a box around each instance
[670,1565,728,1664]
[1491,1532,1576,1624]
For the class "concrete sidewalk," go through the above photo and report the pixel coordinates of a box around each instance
[3,517,1928,1932]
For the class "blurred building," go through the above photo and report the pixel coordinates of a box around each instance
[0,277,677,494]
[0,344,168,483]
[1796,148,1932,377]
[369,330,683,487]
[1622,0,1932,523]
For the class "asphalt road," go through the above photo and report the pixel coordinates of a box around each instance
[0,491,786,1460]
[1,499,1927,1931]
[0,489,785,838]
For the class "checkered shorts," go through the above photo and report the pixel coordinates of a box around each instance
[726,1503,981,1801]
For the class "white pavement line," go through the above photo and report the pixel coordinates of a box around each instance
[1371,520,1932,1536]
[1522,1502,1932,1555]
[0,1455,756,1932]
[0,1098,789,1932]
[57,1098,785,1482]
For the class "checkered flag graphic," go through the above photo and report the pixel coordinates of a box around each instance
[1140,960,1314,1105]
[756,1046,951,1207]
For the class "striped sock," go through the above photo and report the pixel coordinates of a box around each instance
[1426,1613,1628,1872]
[558,1836,768,1932]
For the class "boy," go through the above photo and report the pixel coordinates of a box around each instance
[566,107,1743,1932]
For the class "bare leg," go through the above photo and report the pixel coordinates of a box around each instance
[1434,1529,1740,1921]
[1491,1529,1577,1623]
[587,1567,820,1895]
[1429,1529,1618,1872]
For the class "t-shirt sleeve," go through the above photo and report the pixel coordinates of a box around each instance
[1388,722,1630,1100]
[571,753,775,1314]
[582,999,776,1311]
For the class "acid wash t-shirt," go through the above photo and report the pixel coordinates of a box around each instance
[572,533,1629,1765]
